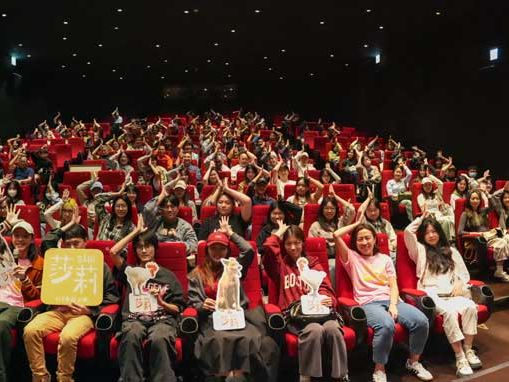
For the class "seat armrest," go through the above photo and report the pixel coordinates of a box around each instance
[263,303,286,331]
[95,304,120,331]
[17,299,44,325]
[400,288,436,325]
[469,280,494,314]
[179,307,199,335]
[337,297,367,347]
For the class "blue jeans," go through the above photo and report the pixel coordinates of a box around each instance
[363,300,429,365]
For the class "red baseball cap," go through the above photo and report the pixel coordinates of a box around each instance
[207,232,229,247]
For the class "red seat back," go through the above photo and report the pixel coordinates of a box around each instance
[442,182,456,204]
[16,205,41,238]
[86,240,116,271]
[98,170,126,188]
[178,206,193,225]
[63,172,91,188]
[303,204,320,236]
[395,232,419,291]
[251,205,270,241]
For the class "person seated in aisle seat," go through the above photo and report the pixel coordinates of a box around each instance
[109,216,185,382]
[77,172,105,233]
[43,189,76,231]
[143,188,198,255]
[457,189,509,281]
[198,179,252,240]
[94,179,136,243]
[0,221,43,382]
[271,161,296,198]
[320,163,342,185]
[363,198,398,262]
[263,223,349,382]
[24,210,119,382]
[2,180,25,206]
[405,214,483,377]
[333,195,432,382]
[386,160,413,227]
[417,175,455,243]
[309,187,356,288]
[189,217,280,382]
[10,152,34,186]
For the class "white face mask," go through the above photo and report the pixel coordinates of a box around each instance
[7,189,17,198]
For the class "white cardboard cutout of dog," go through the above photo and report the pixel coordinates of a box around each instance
[297,257,330,315]
[126,261,160,313]
[213,257,246,331]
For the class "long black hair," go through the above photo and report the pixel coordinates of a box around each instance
[416,218,454,275]
[317,196,339,230]
[107,195,133,236]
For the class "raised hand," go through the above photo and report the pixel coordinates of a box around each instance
[135,214,148,234]
[62,188,70,202]
[275,219,289,238]
[5,204,21,227]
[218,216,233,237]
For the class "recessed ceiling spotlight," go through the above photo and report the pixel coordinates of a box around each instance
[112,69,116,72]
[62,37,67,41]
[206,59,211,63]
[98,43,103,47]
[1,14,7,18]
[203,88,208,91]
[164,59,168,63]
[279,76,284,80]
[366,9,372,13]
[193,9,199,13]
[268,67,273,71]
[86,61,91,65]
[155,44,161,48]
[72,53,77,57]
[184,10,189,14]
[114,26,119,30]
[309,73,315,76]
[345,63,349,67]
[26,54,32,58]
[185,69,189,73]
[319,21,325,25]
[329,53,335,58]
[379,25,384,30]
[63,21,69,25]
[230,29,236,33]
[119,76,123,80]
[213,42,219,46]
[281,49,286,53]
[117,8,123,13]
[146,65,151,69]
[82,74,86,78]
[225,62,230,66]
[61,65,66,68]
[161,76,165,79]
[435,11,441,16]
[263,56,268,60]
[227,74,232,78]
[363,44,369,48]
[255,9,261,14]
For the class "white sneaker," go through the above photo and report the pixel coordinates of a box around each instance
[493,270,509,282]
[465,349,482,369]
[456,358,474,377]
[372,370,387,382]
[406,360,433,381]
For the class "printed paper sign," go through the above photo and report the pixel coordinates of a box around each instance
[297,257,330,315]
[213,257,245,330]
[41,249,104,306]
[125,261,160,313]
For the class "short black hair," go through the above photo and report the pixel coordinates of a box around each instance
[62,224,88,241]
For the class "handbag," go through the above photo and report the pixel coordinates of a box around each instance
[283,300,344,328]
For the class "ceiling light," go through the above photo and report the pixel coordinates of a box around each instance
[366,9,372,13]
[184,10,189,14]
[255,9,261,14]
[490,48,499,61]
[82,74,86,78]
[146,65,151,69]
[26,54,31,58]
[213,42,219,46]
[319,21,325,25]
[263,56,268,60]
[204,88,208,91]
[193,9,199,13]
[206,59,211,63]
[18,43,23,47]
[281,49,286,53]
[227,74,232,78]
[72,53,77,57]
[119,76,123,80]
[279,76,284,80]
[185,69,189,73]
[164,59,168,63]
[379,25,384,30]
[10,56,16,66]
[1,14,7,18]
[435,11,441,16]
[363,44,369,48]
[114,26,119,30]
[62,37,67,41]
[345,63,349,67]
[309,73,315,76]
[155,44,161,48]
[63,21,69,25]
[98,43,103,47]
[117,8,123,13]
[61,65,66,69]
[329,53,335,58]
[225,62,230,66]
[230,29,236,33]
[375,54,381,64]
[268,67,273,71]
[112,69,116,72]
[86,61,91,65]
[161,76,165,79]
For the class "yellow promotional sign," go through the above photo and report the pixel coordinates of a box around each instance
[41,249,104,306]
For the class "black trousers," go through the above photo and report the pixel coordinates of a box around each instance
[118,319,178,382]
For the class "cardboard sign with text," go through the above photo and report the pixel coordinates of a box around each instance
[41,249,103,306]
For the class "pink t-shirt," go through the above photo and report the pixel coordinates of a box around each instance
[341,249,395,305]
[0,258,31,307]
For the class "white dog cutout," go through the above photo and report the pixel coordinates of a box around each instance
[126,261,160,313]
[213,257,246,331]
[296,257,330,315]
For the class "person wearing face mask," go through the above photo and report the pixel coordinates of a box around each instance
[4,180,25,206]
[189,217,280,382]
[0,221,43,382]
[25,211,119,382]
[109,216,185,382]
[405,214,482,377]
[332,195,432,382]
[143,189,197,255]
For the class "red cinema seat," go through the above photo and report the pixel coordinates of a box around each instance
[200,185,216,202]
[396,231,492,334]
[495,180,508,190]
[20,185,34,205]
[178,206,193,225]
[63,172,91,188]
[82,159,107,168]
[98,170,126,189]
[303,204,320,236]
[67,137,86,158]
[442,182,456,204]
[323,184,356,202]
[381,170,393,199]
[53,144,73,169]
[16,205,41,238]
[251,205,270,241]
[136,185,153,205]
